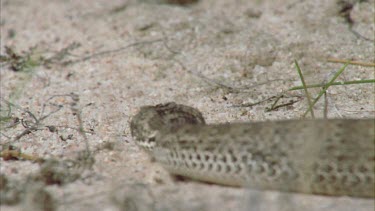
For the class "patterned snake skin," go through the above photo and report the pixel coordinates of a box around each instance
[130,102,374,198]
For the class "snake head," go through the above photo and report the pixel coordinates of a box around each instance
[130,102,206,152]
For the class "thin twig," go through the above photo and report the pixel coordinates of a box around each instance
[0,131,11,139]
[1,97,63,142]
[38,105,63,122]
[289,79,375,91]
[328,94,343,118]
[160,34,287,94]
[67,93,95,170]
[12,127,39,142]
[68,94,89,148]
[64,39,164,65]
[231,95,277,108]
[171,57,235,93]
[348,26,373,43]
[0,149,44,163]
[266,100,299,112]
[52,125,95,134]
[327,58,375,67]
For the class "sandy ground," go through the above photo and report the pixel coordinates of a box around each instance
[0,0,374,210]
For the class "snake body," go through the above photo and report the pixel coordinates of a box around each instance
[130,102,375,198]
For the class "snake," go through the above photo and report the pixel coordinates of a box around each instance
[130,102,375,198]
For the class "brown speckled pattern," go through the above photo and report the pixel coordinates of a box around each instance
[131,102,375,198]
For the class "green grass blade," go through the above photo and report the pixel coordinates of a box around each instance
[302,63,349,117]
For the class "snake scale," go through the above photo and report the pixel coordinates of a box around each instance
[130,102,375,198]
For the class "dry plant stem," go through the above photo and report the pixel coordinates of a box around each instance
[160,37,237,93]
[0,98,63,142]
[266,99,299,112]
[164,34,284,94]
[327,58,375,67]
[65,39,163,65]
[266,94,301,112]
[231,95,277,108]
[289,79,375,91]
[233,93,301,111]
[171,57,234,93]
[1,96,95,148]
[0,131,11,139]
[68,94,89,153]
[0,149,44,163]
[348,26,373,43]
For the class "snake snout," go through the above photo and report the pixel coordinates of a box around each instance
[130,102,206,150]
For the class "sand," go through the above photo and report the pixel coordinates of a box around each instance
[1,0,374,210]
